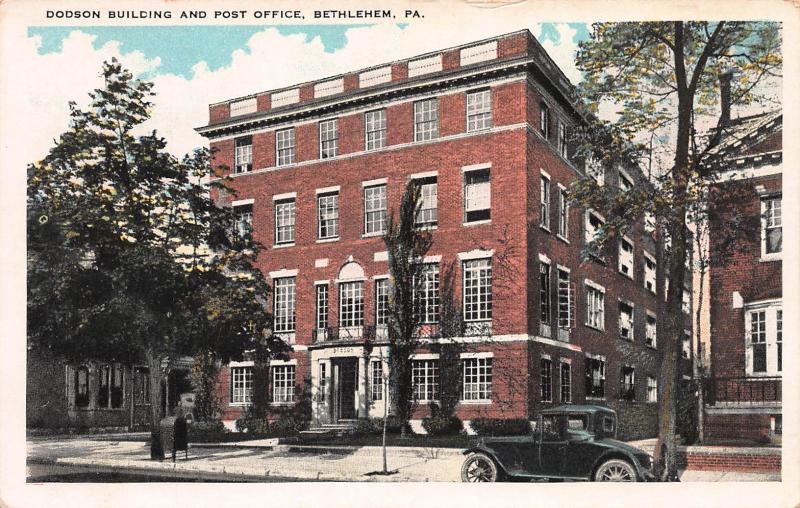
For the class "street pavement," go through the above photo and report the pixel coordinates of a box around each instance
[26,437,781,482]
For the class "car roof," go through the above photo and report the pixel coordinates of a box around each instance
[540,404,617,416]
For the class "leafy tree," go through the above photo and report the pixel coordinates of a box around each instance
[572,22,781,480]
[27,60,283,458]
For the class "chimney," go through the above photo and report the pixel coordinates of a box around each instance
[719,70,733,128]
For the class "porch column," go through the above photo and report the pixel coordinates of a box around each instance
[357,355,367,418]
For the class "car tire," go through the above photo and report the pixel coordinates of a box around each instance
[461,453,501,482]
[594,459,638,482]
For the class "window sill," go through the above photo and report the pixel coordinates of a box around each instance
[556,234,570,244]
[415,224,438,231]
[619,335,633,342]
[273,242,295,249]
[362,231,385,239]
[585,396,606,401]
[270,402,296,407]
[540,225,551,233]
[459,400,492,405]
[585,324,604,332]
[619,270,633,280]
[316,237,339,244]
[229,402,252,408]
[759,254,782,263]
[463,219,491,227]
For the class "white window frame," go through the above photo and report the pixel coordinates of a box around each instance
[585,209,605,251]
[585,157,604,186]
[319,118,338,159]
[584,280,605,331]
[643,252,657,294]
[273,277,296,333]
[233,203,253,240]
[647,376,658,403]
[558,184,569,239]
[540,357,553,402]
[618,237,634,278]
[414,98,439,142]
[463,258,492,322]
[412,359,439,403]
[414,263,440,324]
[275,128,295,166]
[414,177,438,227]
[274,198,296,245]
[540,172,551,230]
[619,365,636,401]
[375,278,389,326]
[365,109,387,151]
[230,366,253,406]
[339,281,365,329]
[540,102,550,139]
[585,354,606,399]
[317,192,339,240]
[463,166,491,224]
[271,364,295,404]
[315,283,329,331]
[761,196,782,259]
[364,184,387,235]
[461,356,492,402]
[234,137,253,173]
[646,311,657,348]
[370,359,384,401]
[560,361,572,403]
[466,89,492,132]
[745,302,782,376]
[557,121,568,158]
[618,300,634,341]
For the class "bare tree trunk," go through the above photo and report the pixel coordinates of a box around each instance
[382,363,389,474]
[146,349,165,460]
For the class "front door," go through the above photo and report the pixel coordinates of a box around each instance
[334,358,358,421]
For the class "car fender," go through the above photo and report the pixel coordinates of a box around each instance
[462,446,511,475]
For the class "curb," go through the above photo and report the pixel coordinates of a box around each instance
[191,442,465,458]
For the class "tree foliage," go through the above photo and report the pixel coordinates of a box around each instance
[571,21,781,480]
[27,60,285,453]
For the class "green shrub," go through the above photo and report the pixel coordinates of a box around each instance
[422,415,463,436]
[235,417,269,434]
[469,418,531,436]
[270,414,304,437]
[353,418,380,435]
[188,419,227,442]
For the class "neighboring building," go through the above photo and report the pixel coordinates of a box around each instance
[702,78,782,443]
[193,29,691,440]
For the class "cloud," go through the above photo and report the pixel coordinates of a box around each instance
[12,22,588,163]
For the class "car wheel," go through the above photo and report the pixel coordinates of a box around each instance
[461,453,500,482]
[594,459,638,482]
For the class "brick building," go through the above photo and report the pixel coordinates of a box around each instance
[197,30,692,440]
[702,82,782,443]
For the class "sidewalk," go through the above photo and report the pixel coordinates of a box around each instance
[27,438,780,482]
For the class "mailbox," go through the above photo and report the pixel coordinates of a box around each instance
[159,416,188,462]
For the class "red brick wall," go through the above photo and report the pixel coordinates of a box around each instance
[677,446,780,472]
[745,131,781,155]
[256,93,270,112]
[209,103,230,124]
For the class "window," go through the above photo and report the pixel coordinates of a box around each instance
[746,305,783,376]
[415,177,438,227]
[558,122,568,158]
[319,363,327,403]
[619,366,635,401]
[646,313,657,348]
[273,277,296,333]
[274,199,295,245]
[315,284,328,331]
[233,204,253,240]
[365,109,387,150]
[644,254,656,294]
[371,360,383,401]
[462,357,492,401]
[463,258,492,321]
[618,238,634,278]
[585,283,605,331]
[762,197,782,256]
[585,356,605,398]
[234,137,253,173]
[272,365,295,403]
[466,89,492,132]
[414,98,439,141]
[74,366,90,408]
[412,359,439,402]
[558,186,569,238]
[317,192,339,239]
[375,279,389,326]
[682,289,691,315]
[618,170,633,192]
[540,262,551,326]
[464,167,491,223]
[586,157,604,186]
[276,128,295,166]
[585,210,604,251]
[618,301,633,341]
[682,331,691,359]
[557,269,572,330]
[133,367,150,405]
[364,184,387,235]
[319,119,338,158]
[415,264,440,324]
[231,366,253,405]
[540,358,552,402]
[540,102,550,138]
[647,376,658,403]
[339,281,365,328]
[540,175,551,230]
[97,364,124,409]
[560,362,571,403]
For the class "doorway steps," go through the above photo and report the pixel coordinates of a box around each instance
[299,420,359,441]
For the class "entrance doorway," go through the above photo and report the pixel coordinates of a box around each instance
[333,358,358,421]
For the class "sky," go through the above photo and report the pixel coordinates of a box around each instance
[17,22,590,162]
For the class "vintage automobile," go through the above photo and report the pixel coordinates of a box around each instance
[461,405,654,482]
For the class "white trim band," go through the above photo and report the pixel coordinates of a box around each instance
[269,268,298,278]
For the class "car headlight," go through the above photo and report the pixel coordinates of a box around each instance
[637,454,652,469]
